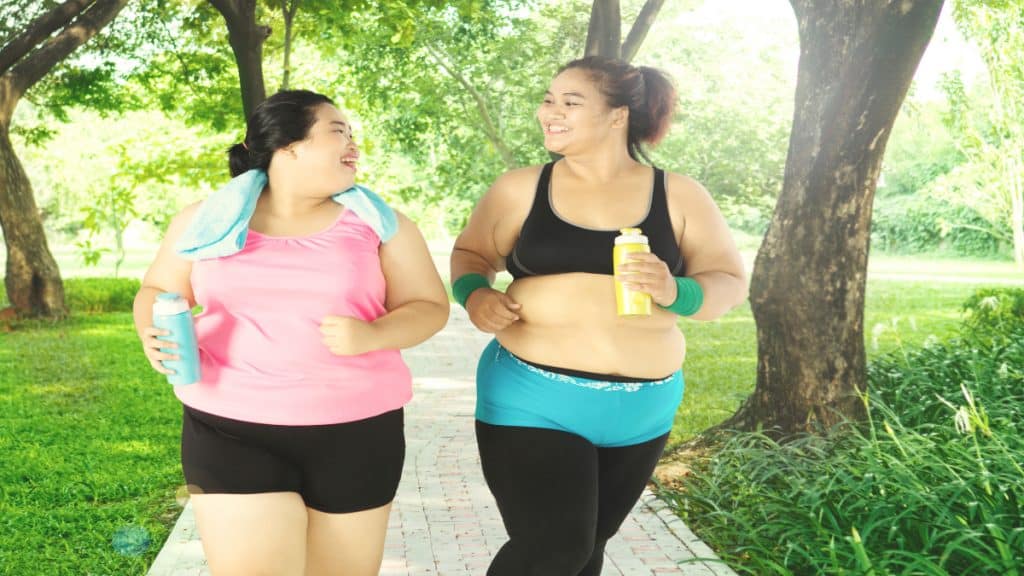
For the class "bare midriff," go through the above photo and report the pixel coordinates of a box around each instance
[496,273,685,379]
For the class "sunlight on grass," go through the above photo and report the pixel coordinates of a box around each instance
[0,313,183,574]
[669,280,983,447]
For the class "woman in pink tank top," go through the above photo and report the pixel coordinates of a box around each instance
[132,90,449,576]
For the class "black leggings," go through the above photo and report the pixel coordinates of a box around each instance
[476,421,669,576]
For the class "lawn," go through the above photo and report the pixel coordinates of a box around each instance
[0,314,183,575]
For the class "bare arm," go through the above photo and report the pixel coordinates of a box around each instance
[372,211,450,349]
[320,212,449,355]
[132,203,199,373]
[450,167,536,333]
[671,174,749,321]
[450,169,535,282]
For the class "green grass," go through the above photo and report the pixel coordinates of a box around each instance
[0,313,184,575]
[668,280,981,448]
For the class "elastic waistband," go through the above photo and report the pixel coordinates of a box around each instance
[492,341,679,390]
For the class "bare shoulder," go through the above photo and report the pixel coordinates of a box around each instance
[662,171,723,239]
[664,171,713,208]
[487,164,545,208]
[390,209,422,237]
[163,201,203,241]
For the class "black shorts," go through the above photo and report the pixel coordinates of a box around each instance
[181,405,405,514]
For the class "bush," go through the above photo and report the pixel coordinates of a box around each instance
[0,277,139,314]
[871,194,1005,257]
[961,287,1024,340]
[669,295,1024,575]
[65,277,139,314]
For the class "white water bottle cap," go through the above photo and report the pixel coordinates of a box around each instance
[615,227,648,245]
[153,292,190,316]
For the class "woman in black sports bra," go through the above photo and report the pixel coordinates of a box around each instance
[451,56,748,575]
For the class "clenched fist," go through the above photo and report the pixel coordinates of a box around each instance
[319,315,377,356]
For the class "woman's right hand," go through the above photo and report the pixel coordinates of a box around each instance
[141,327,177,375]
[465,288,521,333]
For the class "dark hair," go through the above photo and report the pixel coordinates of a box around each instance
[228,89,335,177]
[559,56,676,162]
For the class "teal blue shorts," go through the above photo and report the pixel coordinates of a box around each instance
[475,339,684,448]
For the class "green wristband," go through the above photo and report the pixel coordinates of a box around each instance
[660,276,703,316]
[452,273,491,308]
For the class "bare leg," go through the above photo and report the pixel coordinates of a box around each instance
[191,491,308,576]
[304,502,393,576]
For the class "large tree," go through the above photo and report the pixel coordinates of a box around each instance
[724,1,944,433]
[0,0,130,318]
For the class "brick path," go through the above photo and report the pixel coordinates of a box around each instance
[146,308,736,576]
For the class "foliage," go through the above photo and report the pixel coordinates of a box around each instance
[12,108,227,243]
[641,1,795,231]
[76,158,140,276]
[330,0,588,231]
[871,192,1005,256]
[946,0,1024,266]
[961,286,1024,341]
[668,306,1024,574]
[1,0,164,125]
[877,100,965,199]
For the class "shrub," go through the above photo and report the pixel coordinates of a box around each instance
[668,296,1024,575]
[871,194,1006,257]
[0,277,139,315]
[961,287,1024,340]
[64,277,140,314]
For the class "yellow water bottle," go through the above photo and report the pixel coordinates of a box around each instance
[614,227,652,316]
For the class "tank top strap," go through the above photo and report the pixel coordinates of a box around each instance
[649,167,667,219]
[643,166,685,276]
[531,162,557,220]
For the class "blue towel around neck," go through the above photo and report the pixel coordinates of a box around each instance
[174,169,398,260]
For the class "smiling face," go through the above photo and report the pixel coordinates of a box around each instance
[536,67,627,156]
[279,103,360,196]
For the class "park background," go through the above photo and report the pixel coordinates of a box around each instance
[1,0,1022,574]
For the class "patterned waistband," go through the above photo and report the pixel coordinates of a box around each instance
[492,342,679,393]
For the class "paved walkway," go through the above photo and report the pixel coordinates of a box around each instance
[146,308,736,576]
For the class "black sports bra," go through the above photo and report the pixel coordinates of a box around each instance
[506,162,684,279]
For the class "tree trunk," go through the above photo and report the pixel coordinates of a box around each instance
[208,0,270,118]
[0,0,130,318]
[724,0,944,435]
[585,0,621,58]
[0,121,66,317]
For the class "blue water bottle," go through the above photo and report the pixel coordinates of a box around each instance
[152,292,201,386]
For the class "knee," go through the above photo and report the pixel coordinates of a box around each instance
[530,530,596,574]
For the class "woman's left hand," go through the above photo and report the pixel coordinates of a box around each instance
[319,315,377,356]
[616,252,678,307]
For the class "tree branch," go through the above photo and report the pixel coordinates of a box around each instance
[620,0,665,62]
[0,0,94,75]
[7,0,129,98]
[422,42,516,169]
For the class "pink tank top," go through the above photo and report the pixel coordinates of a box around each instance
[175,209,412,425]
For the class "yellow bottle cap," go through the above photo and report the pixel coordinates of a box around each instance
[619,227,643,236]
